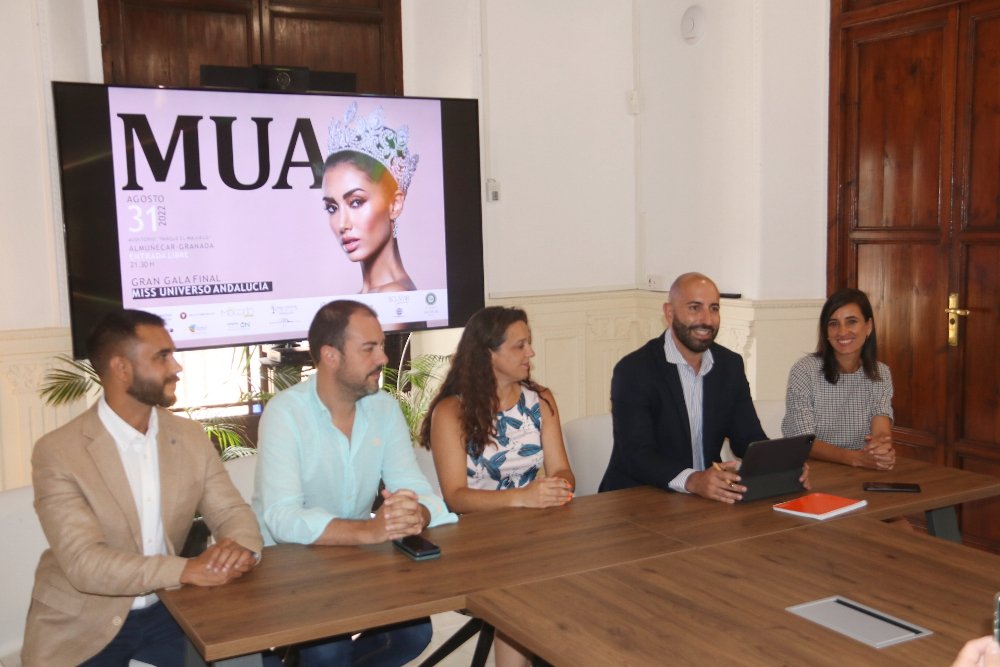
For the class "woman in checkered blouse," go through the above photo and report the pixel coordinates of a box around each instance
[781,288,896,470]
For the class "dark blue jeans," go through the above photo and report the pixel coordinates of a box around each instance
[76,602,184,667]
[76,604,431,667]
[292,617,433,667]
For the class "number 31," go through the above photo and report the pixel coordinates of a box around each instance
[128,205,158,232]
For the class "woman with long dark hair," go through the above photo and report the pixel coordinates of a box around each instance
[420,306,574,667]
[781,288,895,470]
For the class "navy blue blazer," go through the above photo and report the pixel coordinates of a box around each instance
[598,333,766,493]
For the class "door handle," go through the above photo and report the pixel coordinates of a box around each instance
[946,293,969,346]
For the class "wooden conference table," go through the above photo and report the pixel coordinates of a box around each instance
[467,518,1000,667]
[161,459,1000,666]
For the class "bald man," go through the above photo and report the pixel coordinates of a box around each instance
[599,273,808,502]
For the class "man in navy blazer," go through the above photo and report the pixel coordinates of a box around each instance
[599,273,809,502]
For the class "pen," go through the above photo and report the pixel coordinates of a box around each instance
[713,461,740,491]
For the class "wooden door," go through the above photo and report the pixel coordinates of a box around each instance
[98,0,402,93]
[831,0,1000,550]
[948,0,1000,549]
[833,4,957,463]
[261,0,402,95]
[98,0,260,87]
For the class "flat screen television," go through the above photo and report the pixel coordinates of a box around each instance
[52,83,484,357]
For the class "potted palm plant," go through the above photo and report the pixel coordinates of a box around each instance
[38,352,288,459]
[381,351,451,490]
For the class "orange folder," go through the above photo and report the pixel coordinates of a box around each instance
[773,493,867,520]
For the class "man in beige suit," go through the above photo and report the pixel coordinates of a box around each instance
[23,310,264,667]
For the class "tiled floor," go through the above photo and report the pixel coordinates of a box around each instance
[402,611,496,667]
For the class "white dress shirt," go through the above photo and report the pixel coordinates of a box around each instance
[663,330,715,493]
[97,395,168,609]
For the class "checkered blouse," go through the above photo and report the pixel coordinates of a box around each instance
[781,355,893,451]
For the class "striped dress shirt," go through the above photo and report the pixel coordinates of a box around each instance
[663,330,715,493]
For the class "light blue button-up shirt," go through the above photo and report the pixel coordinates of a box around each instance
[252,374,457,546]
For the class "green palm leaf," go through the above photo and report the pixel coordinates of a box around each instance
[201,420,248,451]
[40,355,101,407]
[220,445,258,461]
[405,354,451,392]
[270,364,303,392]
[381,354,452,442]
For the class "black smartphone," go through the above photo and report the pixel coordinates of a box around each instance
[862,482,921,493]
[392,535,441,561]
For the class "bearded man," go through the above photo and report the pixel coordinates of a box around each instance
[252,300,455,667]
[599,273,808,503]
[23,310,262,667]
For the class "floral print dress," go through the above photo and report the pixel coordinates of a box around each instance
[466,387,545,490]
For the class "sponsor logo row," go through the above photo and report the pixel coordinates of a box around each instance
[152,292,446,339]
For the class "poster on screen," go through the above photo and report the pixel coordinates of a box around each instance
[106,87,448,347]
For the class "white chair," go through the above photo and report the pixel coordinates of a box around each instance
[561,414,613,497]
[0,483,165,667]
[0,486,47,667]
[223,454,257,504]
[565,401,787,481]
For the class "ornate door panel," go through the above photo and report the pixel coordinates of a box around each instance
[99,0,402,94]
[100,0,260,88]
[833,0,1000,549]
[837,7,957,462]
[950,1,1000,548]
[262,0,402,95]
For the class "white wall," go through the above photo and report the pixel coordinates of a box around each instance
[0,0,103,490]
[637,0,828,300]
[758,0,828,300]
[0,0,832,486]
[401,0,480,100]
[404,0,638,299]
[0,0,102,333]
[638,0,758,297]
[481,0,637,297]
[3,0,829,330]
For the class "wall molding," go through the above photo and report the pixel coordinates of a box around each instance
[488,284,640,301]
[0,294,825,491]
[485,289,824,421]
[0,327,84,491]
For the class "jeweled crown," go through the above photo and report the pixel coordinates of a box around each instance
[327,102,420,195]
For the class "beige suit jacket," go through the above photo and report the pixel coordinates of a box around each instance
[21,403,264,667]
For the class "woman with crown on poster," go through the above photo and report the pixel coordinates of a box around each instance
[323,102,421,315]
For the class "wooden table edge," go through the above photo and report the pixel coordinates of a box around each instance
[157,587,209,657]
[160,537,694,661]
[620,478,1000,547]
[860,484,1000,520]
[465,591,567,667]
[159,590,468,662]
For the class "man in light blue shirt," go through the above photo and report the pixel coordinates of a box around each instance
[253,300,456,667]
